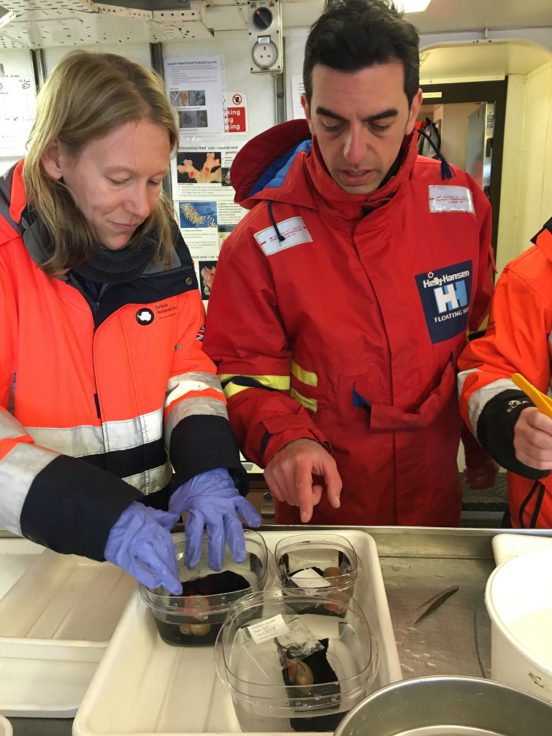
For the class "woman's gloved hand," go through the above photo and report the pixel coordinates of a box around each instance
[104,502,181,594]
[169,468,261,570]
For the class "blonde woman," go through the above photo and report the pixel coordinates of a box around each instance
[0,51,259,593]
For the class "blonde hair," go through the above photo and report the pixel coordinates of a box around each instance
[23,51,179,275]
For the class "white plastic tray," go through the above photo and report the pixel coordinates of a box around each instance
[73,529,402,736]
[492,532,552,565]
[0,538,135,717]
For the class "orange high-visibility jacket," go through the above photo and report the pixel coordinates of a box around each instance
[458,219,552,528]
[204,120,495,526]
[0,161,241,558]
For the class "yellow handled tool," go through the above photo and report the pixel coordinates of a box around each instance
[512,373,552,419]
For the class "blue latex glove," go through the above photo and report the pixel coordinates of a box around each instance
[104,501,182,594]
[169,468,261,570]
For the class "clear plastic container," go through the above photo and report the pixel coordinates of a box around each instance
[140,530,269,647]
[215,589,378,732]
[274,532,358,614]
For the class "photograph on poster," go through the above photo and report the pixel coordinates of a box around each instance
[199,260,217,299]
[178,110,208,129]
[179,201,218,229]
[169,89,207,107]
[221,167,232,186]
[177,151,222,184]
[218,224,235,248]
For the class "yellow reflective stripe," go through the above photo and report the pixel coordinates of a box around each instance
[291,361,318,387]
[290,388,318,413]
[219,374,290,400]
[222,382,249,399]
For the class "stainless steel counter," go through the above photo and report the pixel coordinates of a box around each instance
[371,527,507,680]
[7,526,552,735]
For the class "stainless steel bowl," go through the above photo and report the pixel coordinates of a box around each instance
[333,676,552,736]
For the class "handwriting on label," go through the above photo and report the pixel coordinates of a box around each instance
[247,614,290,644]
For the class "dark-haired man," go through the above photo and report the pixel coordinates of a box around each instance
[204,0,496,526]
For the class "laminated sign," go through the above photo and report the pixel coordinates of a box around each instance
[224,92,247,133]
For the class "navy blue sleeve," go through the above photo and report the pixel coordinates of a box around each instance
[477,389,550,480]
[20,455,142,560]
[169,415,248,494]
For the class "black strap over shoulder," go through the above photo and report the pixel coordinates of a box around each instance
[0,166,19,234]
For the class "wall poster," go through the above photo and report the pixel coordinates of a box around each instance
[165,55,225,142]
[172,142,244,302]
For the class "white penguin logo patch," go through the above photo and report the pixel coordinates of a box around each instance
[136,308,154,325]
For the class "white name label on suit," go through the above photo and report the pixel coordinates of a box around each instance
[255,216,313,256]
[428,185,475,214]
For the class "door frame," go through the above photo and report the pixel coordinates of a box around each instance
[420,79,508,257]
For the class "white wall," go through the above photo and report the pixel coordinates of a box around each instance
[496,61,552,272]
[495,75,527,274]
[439,102,481,170]
[517,61,552,255]
[284,27,309,120]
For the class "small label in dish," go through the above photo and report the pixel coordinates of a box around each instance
[291,568,331,590]
[247,614,290,644]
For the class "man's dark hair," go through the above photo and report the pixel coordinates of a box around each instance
[303,0,420,106]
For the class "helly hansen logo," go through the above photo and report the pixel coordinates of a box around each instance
[415,261,472,344]
[434,280,468,314]
[136,308,154,325]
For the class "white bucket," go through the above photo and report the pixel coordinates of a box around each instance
[485,548,552,702]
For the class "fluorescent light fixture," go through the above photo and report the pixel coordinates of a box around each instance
[395,0,432,13]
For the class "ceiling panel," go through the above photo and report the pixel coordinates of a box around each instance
[420,41,552,82]
[0,0,551,49]
[0,12,152,48]
[409,0,552,35]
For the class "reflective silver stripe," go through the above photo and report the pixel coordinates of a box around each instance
[124,461,172,495]
[27,408,163,457]
[457,367,476,401]
[0,443,58,535]
[0,408,28,439]
[465,375,517,433]
[165,371,225,408]
[164,371,226,443]
[165,395,228,444]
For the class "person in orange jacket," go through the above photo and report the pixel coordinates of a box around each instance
[0,51,259,592]
[203,0,497,526]
[458,218,552,528]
